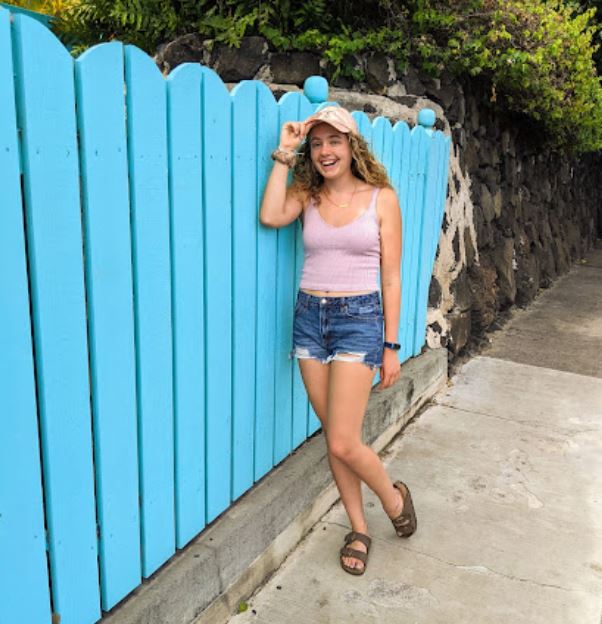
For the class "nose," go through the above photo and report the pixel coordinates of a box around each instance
[317,144,332,158]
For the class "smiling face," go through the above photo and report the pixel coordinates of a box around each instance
[308,122,353,180]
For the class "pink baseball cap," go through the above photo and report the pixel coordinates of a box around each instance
[303,106,359,136]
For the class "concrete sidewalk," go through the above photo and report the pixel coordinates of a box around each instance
[228,243,602,624]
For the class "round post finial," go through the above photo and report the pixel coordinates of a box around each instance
[303,76,329,104]
[417,108,436,131]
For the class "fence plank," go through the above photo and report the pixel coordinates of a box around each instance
[400,123,420,360]
[166,63,206,547]
[75,40,141,610]
[273,91,300,464]
[124,45,175,576]
[231,80,258,498]
[380,117,395,181]
[200,67,233,520]
[294,98,316,442]
[391,121,409,196]
[414,134,451,350]
[413,134,440,352]
[11,14,101,623]
[0,9,52,623]
[254,82,279,479]
[407,127,431,356]
[371,116,387,164]
[300,102,325,436]
[392,122,411,358]
[401,125,423,360]
[352,110,373,149]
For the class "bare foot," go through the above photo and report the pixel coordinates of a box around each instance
[385,485,404,519]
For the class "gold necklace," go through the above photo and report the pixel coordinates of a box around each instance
[323,183,357,209]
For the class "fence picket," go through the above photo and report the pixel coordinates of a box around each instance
[397,126,428,358]
[124,44,175,576]
[413,134,441,351]
[200,67,233,520]
[414,133,451,350]
[273,91,301,464]
[12,14,101,623]
[75,40,142,609]
[409,127,431,355]
[254,83,279,480]
[231,80,259,499]
[0,9,51,623]
[352,110,374,148]
[166,63,207,546]
[381,118,395,180]
[372,116,391,166]
[394,122,412,358]
[290,97,315,444]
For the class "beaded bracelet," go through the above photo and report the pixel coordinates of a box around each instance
[271,146,297,168]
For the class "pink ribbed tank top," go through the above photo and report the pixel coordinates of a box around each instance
[299,187,381,291]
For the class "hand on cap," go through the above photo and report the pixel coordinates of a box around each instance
[279,121,306,151]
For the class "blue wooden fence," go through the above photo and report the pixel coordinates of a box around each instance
[0,7,451,624]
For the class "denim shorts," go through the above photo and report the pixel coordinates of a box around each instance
[289,290,384,370]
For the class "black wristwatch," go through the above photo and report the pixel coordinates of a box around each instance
[384,341,401,351]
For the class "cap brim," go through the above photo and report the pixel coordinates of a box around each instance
[304,118,353,135]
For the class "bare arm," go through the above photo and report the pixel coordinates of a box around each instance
[259,121,306,228]
[378,186,403,389]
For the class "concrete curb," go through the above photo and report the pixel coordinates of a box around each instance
[102,348,448,624]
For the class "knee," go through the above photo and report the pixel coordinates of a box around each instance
[327,438,362,463]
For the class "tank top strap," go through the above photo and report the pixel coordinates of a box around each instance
[301,194,316,226]
[368,186,380,217]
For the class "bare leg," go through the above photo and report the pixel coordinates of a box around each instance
[326,359,406,567]
[298,358,368,571]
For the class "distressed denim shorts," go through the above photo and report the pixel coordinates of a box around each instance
[289,290,384,370]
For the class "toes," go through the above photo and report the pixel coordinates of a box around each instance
[344,542,366,570]
[342,555,364,570]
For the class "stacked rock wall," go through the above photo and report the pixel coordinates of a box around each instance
[156,35,602,361]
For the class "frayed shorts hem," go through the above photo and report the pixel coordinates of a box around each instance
[289,346,382,371]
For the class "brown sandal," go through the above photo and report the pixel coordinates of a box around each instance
[339,531,371,576]
[391,480,417,537]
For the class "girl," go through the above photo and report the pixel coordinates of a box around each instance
[259,106,417,576]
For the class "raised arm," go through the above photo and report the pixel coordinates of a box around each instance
[259,121,306,228]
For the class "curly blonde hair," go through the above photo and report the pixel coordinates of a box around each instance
[290,131,392,205]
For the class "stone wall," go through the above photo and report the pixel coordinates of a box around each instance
[156,35,602,361]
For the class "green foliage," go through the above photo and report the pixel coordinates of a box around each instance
[7,0,602,153]
[408,0,602,153]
